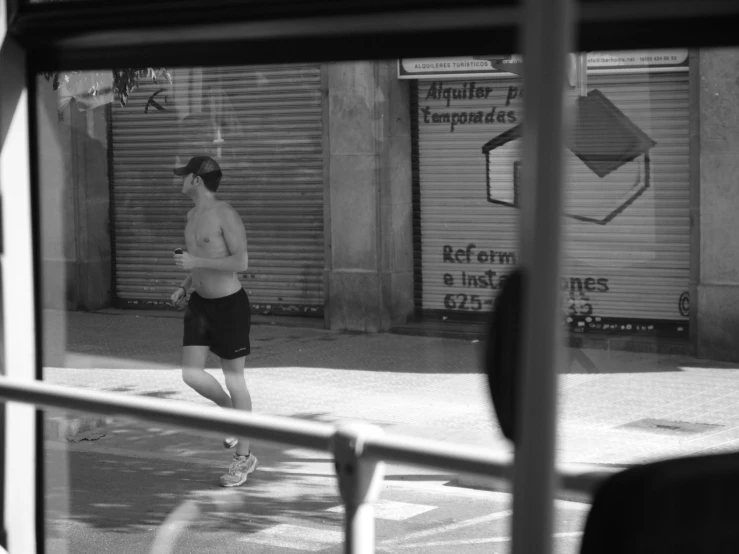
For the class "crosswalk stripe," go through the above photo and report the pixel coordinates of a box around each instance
[241,524,343,551]
[381,510,513,546]
[327,500,437,521]
[386,531,584,548]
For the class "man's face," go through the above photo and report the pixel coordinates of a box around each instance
[181,173,199,196]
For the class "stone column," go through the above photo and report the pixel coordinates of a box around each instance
[697,48,739,361]
[37,76,76,312]
[69,103,111,311]
[38,79,111,313]
[325,61,414,332]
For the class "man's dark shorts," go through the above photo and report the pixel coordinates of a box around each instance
[183,289,251,359]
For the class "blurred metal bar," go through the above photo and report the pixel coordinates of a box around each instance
[0,0,5,45]
[0,32,36,554]
[0,376,334,451]
[19,3,520,71]
[576,52,587,96]
[332,423,385,554]
[5,0,739,71]
[512,0,573,550]
[1,0,18,43]
[0,4,7,550]
[10,0,739,41]
[363,431,513,478]
[0,377,611,494]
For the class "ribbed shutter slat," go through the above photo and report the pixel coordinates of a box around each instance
[414,71,690,334]
[110,64,325,315]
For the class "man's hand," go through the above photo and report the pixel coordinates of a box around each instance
[174,251,199,270]
[171,286,188,309]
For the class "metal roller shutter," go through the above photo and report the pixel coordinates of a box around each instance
[414,71,690,335]
[110,64,325,315]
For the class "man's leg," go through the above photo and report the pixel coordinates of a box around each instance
[181,346,232,408]
[218,356,258,487]
[220,356,251,457]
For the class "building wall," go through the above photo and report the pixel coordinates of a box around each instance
[38,77,75,311]
[697,48,739,361]
[70,104,111,311]
[48,55,739,354]
[325,60,415,331]
[44,63,415,329]
[38,80,111,312]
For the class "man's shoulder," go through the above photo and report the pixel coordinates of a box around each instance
[215,200,240,217]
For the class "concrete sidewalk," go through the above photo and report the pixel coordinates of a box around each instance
[42,310,739,470]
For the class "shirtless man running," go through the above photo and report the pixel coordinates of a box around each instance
[170,155,257,487]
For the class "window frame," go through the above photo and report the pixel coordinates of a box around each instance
[3,1,739,553]
[6,0,739,71]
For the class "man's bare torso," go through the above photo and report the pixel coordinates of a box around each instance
[186,201,242,298]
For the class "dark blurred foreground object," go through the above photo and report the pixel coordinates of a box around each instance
[484,269,524,443]
[484,268,601,443]
[484,271,739,554]
[580,451,739,554]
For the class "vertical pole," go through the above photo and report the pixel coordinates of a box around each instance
[512,0,573,551]
[0,33,37,554]
[332,423,385,554]
[0,5,6,550]
[577,53,588,97]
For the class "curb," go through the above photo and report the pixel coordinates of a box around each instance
[451,474,593,504]
[391,322,690,355]
[390,319,484,341]
[452,463,626,504]
[93,308,327,330]
[44,411,113,441]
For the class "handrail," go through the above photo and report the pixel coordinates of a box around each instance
[0,376,335,451]
[0,376,611,492]
[0,376,612,552]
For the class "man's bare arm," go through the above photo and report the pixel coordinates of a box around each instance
[177,209,196,287]
[179,274,193,291]
[194,254,248,272]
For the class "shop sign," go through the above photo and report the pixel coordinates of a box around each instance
[398,50,689,79]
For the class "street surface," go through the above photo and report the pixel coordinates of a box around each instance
[45,420,588,554]
[39,309,739,552]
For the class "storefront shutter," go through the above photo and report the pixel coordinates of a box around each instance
[414,71,690,335]
[109,64,325,315]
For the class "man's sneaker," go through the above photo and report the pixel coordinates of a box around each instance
[223,436,238,449]
[219,453,258,487]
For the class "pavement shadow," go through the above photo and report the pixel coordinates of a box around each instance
[46,448,343,537]
[242,334,486,374]
[44,419,453,544]
[288,411,395,429]
[61,331,485,375]
[46,437,343,543]
[560,348,688,375]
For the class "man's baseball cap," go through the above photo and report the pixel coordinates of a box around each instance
[173,156,222,179]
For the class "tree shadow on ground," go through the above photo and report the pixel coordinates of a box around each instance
[138,390,181,399]
[47,451,344,534]
[45,445,342,553]
[44,417,452,547]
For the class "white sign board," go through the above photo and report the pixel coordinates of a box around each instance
[398,50,689,79]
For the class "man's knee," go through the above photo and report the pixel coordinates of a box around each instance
[182,368,204,387]
[223,371,247,389]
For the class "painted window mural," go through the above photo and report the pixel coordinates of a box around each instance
[411,51,690,335]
